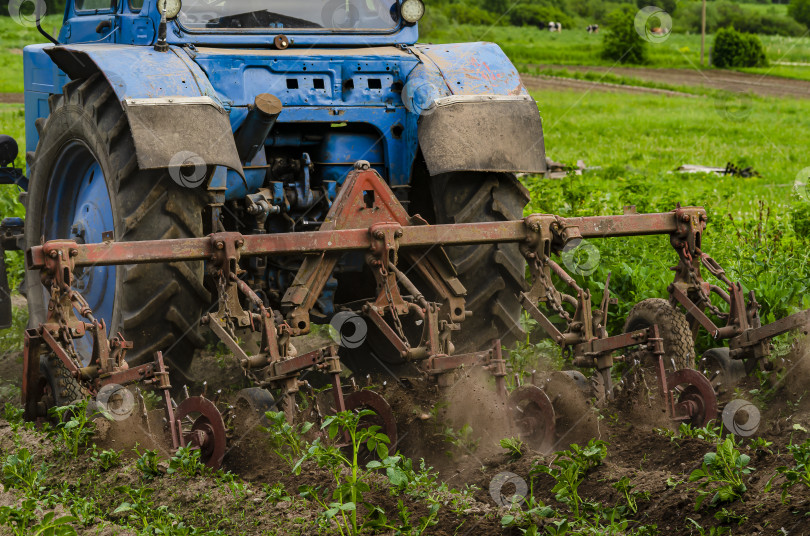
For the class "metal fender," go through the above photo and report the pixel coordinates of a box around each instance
[408,42,547,175]
[44,44,243,177]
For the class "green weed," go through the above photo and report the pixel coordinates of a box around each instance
[89,446,121,472]
[500,437,525,460]
[262,410,314,468]
[765,438,810,503]
[49,402,97,457]
[1,448,45,494]
[134,449,162,480]
[167,446,207,477]
[689,437,754,509]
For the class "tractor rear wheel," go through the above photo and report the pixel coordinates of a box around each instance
[623,298,695,371]
[423,171,530,351]
[24,73,209,374]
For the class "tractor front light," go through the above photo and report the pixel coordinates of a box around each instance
[158,0,182,19]
[400,0,425,24]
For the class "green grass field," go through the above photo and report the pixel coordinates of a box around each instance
[521,87,810,342]
[2,15,810,92]
[0,15,62,93]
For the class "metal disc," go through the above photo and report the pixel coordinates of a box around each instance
[508,385,556,452]
[175,396,227,469]
[699,347,746,389]
[667,369,718,428]
[234,387,276,431]
[344,390,398,448]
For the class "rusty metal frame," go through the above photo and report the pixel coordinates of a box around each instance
[22,166,809,437]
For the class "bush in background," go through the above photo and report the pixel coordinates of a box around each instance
[636,0,678,16]
[601,8,647,64]
[674,1,805,36]
[788,0,810,27]
[712,27,768,68]
[509,4,574,28]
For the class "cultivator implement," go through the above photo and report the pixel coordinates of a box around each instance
[21,162,809,465]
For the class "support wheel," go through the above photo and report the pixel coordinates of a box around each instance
[233,387,276,431]
[624,298,695,371]
[175,396,227,469]
[667,369,718,428]
[39,354,87,408]
[508,385,555,452]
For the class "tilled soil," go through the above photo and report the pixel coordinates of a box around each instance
[527,64,810,99]
[1,341,810,534]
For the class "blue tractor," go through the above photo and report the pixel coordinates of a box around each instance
[6,0,546,384]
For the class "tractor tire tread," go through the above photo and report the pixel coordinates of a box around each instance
[429,172,528,351]
[623,298,695,371]
[25,75,208,371]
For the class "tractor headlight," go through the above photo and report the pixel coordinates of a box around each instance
[400,0,425,24]
[158,0,182,19]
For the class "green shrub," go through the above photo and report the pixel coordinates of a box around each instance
[672,1,805,36]
[443,4,500,26]
[789,0,810,27]
[712,27,768,68]
[636,0,677,16]
[509,4,574,28]
[601,8,647,64]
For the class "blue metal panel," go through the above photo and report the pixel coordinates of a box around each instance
[46,44,220,102]
[318,132,385,183]
[193,47,420,188]
[23,45,67,159]
[412,42,528,97]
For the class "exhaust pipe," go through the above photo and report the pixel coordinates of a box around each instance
[235,93,282,163]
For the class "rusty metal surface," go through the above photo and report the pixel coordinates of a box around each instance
[730,308,810,349]
[667,369,718,427]
[174,396,227,469]
[343,390,397,447]
[508,385,555,452]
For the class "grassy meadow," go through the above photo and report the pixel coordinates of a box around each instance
[522,88,810,346]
